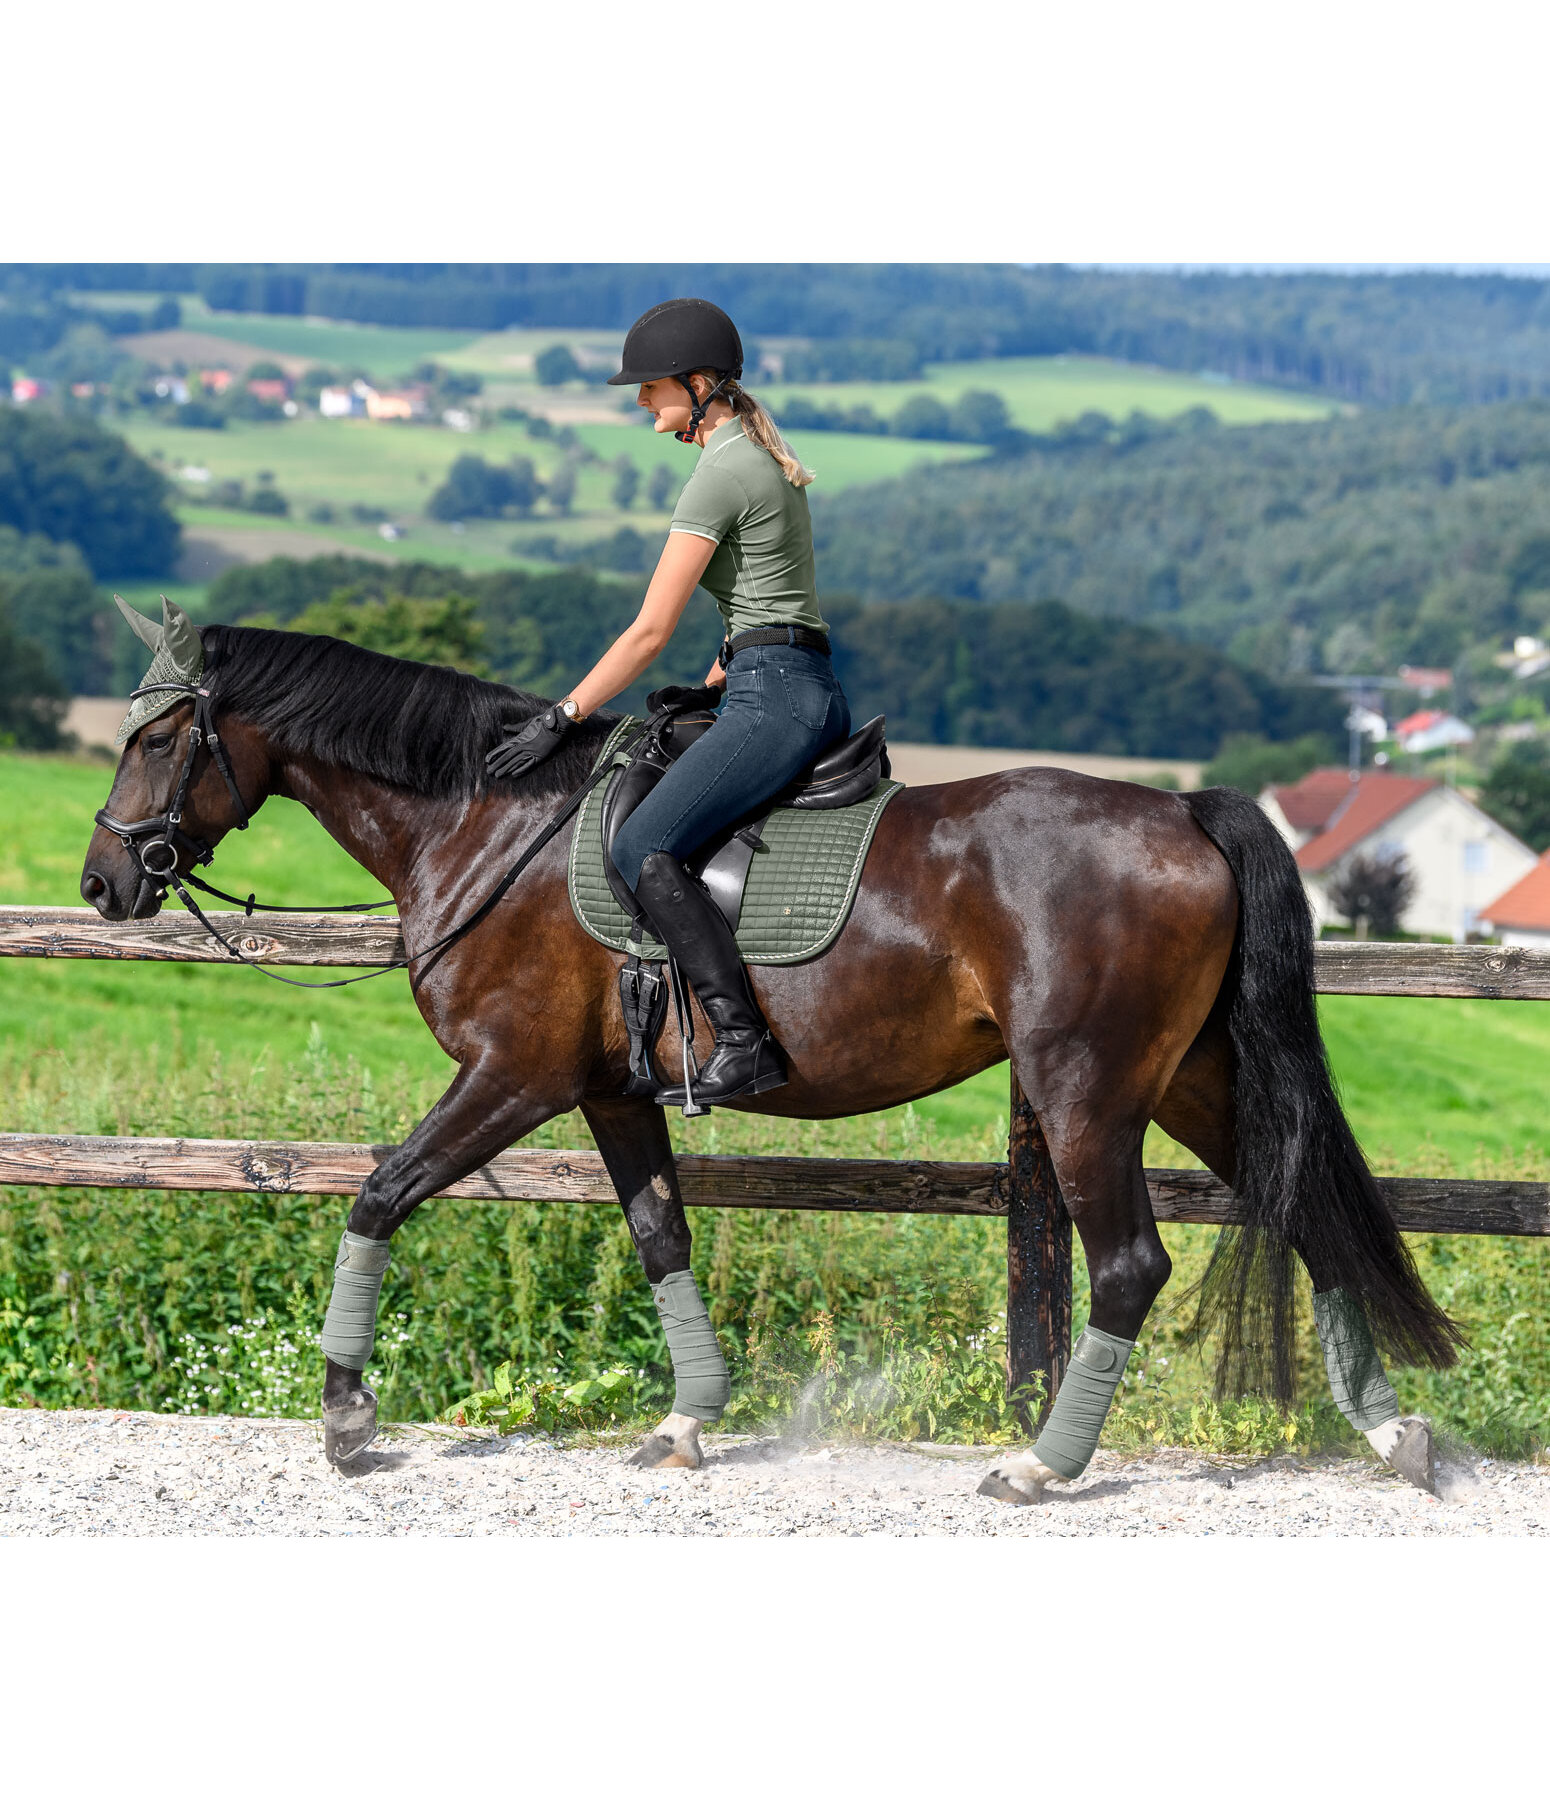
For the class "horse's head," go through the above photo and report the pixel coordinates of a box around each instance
[81,597,265,921]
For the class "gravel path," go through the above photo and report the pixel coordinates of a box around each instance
[2,1409,1546,1536]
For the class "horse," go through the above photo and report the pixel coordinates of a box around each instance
[80,615,1461,1500]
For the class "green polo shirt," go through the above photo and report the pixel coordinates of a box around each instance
[668,418,826,636]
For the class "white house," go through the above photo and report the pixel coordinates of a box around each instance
[1393,709,1475,754]
[1261,767,1537,941]
[1479,853,1550,948]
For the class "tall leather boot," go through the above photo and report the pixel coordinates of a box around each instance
[634,851,787,1107]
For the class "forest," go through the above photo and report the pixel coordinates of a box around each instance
[809,399,1550,683]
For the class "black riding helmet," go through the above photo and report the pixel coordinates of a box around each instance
[608,297,744,443]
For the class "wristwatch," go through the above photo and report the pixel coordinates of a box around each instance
[561,698,583,723]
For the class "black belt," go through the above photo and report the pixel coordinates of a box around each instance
[720,625,831,664]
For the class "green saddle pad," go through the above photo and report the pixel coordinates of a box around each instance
[568,716,903,965]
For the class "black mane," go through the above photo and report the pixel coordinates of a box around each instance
[201,625,618,800]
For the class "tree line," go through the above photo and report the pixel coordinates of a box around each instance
[17,262,1550,405]
[203,554,1341,758]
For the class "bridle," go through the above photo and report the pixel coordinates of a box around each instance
[95,681,253,886]
[93,679,642,990]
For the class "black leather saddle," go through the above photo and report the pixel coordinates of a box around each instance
[601,709,890,934]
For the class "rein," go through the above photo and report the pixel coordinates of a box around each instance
[95,679,641,990]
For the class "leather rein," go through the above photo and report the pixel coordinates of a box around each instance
[94,679,640,990]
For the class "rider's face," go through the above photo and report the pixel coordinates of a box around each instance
[636,373,709,436]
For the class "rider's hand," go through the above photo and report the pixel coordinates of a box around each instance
[486,705,572,780]
[646,683,723,716]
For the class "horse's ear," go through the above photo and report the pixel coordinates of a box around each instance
[113,593,164,653]
[160,596,204,682]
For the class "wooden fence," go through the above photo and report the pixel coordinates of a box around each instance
[5,904,1550,1423]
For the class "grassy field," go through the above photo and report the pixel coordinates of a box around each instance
[762,354,1344,432]
[116,410,986,577]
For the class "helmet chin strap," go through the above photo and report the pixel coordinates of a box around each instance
[675,372,736,444]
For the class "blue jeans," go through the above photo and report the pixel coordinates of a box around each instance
[610,642,851,892]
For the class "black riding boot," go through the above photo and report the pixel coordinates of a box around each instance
[634,851,787,1107]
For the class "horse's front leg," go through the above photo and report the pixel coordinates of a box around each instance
[581,1094,729,1470]
[320,1060,568,1471]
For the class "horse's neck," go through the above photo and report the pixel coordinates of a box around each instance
[275,756,544,908]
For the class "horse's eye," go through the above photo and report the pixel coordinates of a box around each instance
[143,733,173,752]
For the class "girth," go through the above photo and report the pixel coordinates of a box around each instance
[599,708,889,932]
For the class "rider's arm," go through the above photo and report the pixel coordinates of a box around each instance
[565,531,717,717]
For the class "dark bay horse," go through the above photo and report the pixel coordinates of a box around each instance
[81,623,1460,1496]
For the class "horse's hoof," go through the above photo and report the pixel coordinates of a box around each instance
[323,1385,379,1473]
[1387,1416,1436,1495]
[628,1433,703,1470]
[977,1471,1040,1506]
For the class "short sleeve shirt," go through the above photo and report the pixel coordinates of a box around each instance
[668,418,826,636]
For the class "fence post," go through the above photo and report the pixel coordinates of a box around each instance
[1005,1068,1072,1433]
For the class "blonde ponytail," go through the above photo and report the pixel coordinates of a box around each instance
[723,380,814,487]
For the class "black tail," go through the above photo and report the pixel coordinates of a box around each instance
[1182,786,1464,1401]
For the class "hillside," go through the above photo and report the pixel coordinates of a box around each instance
[810,400,1550,682]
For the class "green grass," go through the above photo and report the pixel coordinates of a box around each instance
[763,354,1344,432]
[174,298,480,376]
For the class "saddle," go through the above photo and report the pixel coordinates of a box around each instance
[600,707,890,930]
[601,704,891,1096]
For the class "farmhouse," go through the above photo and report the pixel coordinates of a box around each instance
[1261,767,1536,940]
[1393,709,1474,754]
[1479,853,1550,948]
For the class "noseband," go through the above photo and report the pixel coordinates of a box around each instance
[94,682,251,887]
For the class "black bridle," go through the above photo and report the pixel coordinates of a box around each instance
[94,680,641,990]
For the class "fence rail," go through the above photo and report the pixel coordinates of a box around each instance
[8,905,1550,997]
[7,906,1550,1425]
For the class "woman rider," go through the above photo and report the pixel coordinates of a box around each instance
[485,297,851,1106]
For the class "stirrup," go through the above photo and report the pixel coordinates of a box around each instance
[655,1031,788,1110]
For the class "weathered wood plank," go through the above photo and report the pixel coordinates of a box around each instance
[1311,939,1550,999]
[10,907,1550,995]
[0,1134,1006,1216]
[0,906,405,967]
[2,1133,1547,1236]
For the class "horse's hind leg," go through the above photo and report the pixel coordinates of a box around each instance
[981,1078,1172,1505]
[582,1095,729,1471]
[1153,1014,1435,1493]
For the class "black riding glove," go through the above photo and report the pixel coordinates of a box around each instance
[486,705,572,780]
[646,683,723,716]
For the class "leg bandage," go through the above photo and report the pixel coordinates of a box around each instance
[1032,1326,1136,1480]
[652,1269,730,1422]
[320,1231,392,1372]
[1313,1287,1399,1433]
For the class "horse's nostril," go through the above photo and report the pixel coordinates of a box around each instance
[81,870,109,905]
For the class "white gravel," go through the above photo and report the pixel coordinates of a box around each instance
[2,1408,1545,1536]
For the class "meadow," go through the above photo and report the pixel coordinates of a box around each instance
[3,750,1547,1453]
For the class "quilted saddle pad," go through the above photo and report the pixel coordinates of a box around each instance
[568,717,903,965]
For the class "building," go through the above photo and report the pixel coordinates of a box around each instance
[1479,853,1550,948]
[246,377,290,404]
[364,383,429,422]
[1393,710,1475,754]
[11,377,46,403]
[199,368,234,395]
[1398,665,1453,700]
[318,385,363,418]
[1261,767,1537,941]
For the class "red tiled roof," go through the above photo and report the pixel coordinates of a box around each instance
[1481,852,1550,930]
[1394,709,1446,736]
[1283,769,1437,872]
[1399,665,1452,689]
[1268,767,1356,833]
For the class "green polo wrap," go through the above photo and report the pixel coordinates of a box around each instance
[320,1232,392,1372]
[652,1270,730,1422]
[1313,1287,1400,1432]
[1032,1326,1136,1480]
